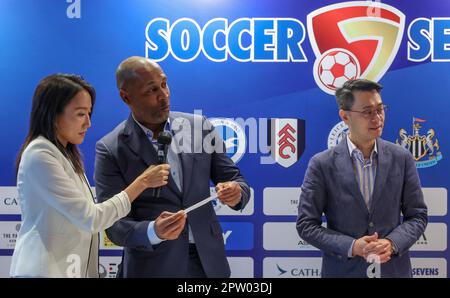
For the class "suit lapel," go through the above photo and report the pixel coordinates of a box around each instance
[170,114,194,199]
[62,156,93,203]
[180,152,194,200]
[123,114,182,198]
[335,138,369,216]
[369,138,391,214]
[123,114,157,167]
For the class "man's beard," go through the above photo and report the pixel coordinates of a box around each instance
[152,110,169,123]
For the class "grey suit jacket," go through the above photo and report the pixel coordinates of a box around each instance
[296,137,427,278]
[94,112,250,277]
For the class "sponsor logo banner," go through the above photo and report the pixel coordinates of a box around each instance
[263,222,321,251]
[263,187,301,216]
[0,221,20,249]
[0,256,12,278]
[0,187,20,215]
[99,256,122,278]
[228,257,254,278]
[422,188,447,216]
[411,223,447,251]
[411,258,447,278]
[263,257,322,278]
[264,187,446,216]
[221,222,253,250]
[100,231,123,250]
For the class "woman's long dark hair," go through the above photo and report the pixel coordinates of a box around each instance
[16,74,96,177]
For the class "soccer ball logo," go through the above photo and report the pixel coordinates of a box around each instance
[314,48,361,94]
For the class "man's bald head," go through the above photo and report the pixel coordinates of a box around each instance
[115,56,162,90]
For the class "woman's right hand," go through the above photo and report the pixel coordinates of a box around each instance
[139,164,171,188]
[124,164,171,203]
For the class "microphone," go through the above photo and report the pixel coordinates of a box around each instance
[153,131,172,198]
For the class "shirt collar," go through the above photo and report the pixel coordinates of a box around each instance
[346,134,378,158]
[132,114,171,142]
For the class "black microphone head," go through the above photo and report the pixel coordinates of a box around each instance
[157,131,172,145]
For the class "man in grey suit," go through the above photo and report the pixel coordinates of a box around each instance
[94,56,250,277]
[297,79,427,278]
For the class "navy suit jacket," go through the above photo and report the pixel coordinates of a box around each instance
[297,137,427,277]
[94,112,250,277]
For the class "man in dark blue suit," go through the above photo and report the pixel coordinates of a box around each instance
[94,56,250,277]
[297,79,427,277]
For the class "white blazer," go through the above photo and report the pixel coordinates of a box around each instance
[10,136,131,277]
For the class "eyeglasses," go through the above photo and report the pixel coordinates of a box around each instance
[344,104,387,119]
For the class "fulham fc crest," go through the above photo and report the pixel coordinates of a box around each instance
[267,118,305,168]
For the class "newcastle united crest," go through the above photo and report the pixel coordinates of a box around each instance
[396,117,442,168]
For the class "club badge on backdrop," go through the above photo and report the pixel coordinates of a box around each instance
[267,118,305,168]
[327,121,349,149]
[210,118,246,164]
[396,117,442,168]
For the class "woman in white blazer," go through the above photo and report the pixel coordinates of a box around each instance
[10,74,185,277]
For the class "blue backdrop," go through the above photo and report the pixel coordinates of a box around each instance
[0,0,448,278]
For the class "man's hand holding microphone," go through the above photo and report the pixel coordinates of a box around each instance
[152,131,186,240]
